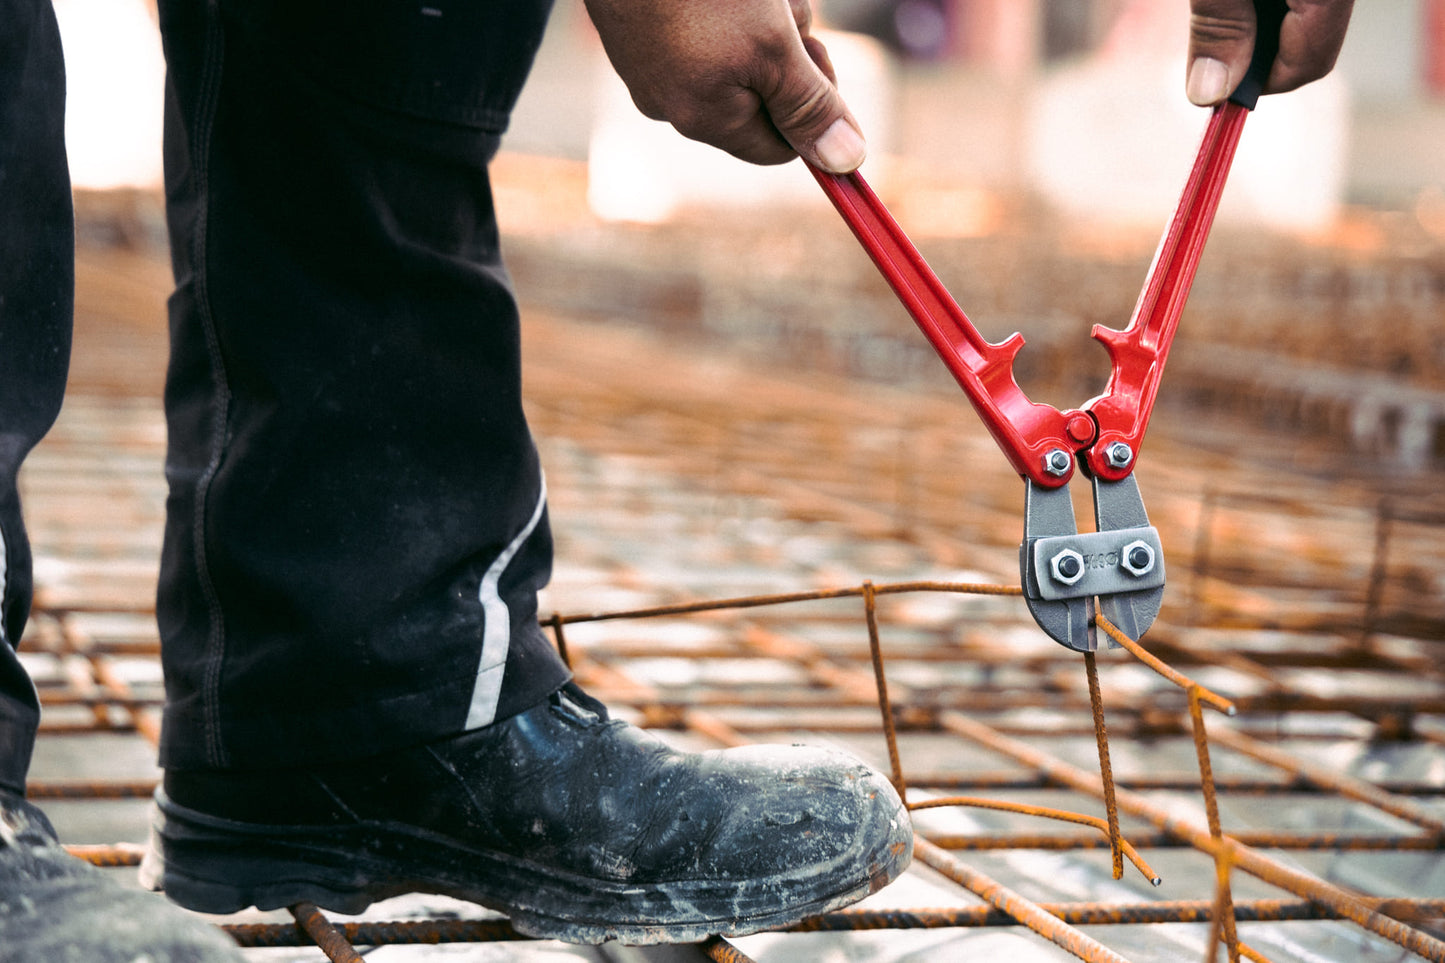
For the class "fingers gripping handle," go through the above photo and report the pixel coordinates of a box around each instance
[1229,0,1288,109]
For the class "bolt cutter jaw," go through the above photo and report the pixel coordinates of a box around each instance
[1019,481,1095,651]
[1019,475,1166,652]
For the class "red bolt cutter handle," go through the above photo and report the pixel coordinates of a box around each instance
[811,99,1251,488]
[1086,0,1282,480]
[811,0,1281,489]
[810,168,1077,486]
[1083,100,1247,482]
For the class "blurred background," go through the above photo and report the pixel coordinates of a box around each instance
[59,0,1445,472]
[24,2,1445,959]
[44,0,1445,761]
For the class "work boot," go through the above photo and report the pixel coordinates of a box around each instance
[0,788,245,961]
[142,684,912,944]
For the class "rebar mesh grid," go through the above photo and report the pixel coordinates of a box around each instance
[19,244,1445,962]
[25,572,1445,962]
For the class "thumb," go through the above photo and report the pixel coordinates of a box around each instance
[763,42,867,173]
[1185,0,1258,106]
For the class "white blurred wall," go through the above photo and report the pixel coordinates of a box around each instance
[54,0,165,191]
[48,0,1441,221]
[1024,0,1349,231]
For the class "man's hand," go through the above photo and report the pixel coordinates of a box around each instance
[1186,0,1355,106]
[583,0,866,173]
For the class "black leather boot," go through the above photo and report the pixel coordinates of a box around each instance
[0,789,244,961]
[142,685,912,944]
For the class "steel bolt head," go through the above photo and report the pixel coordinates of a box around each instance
[1049,548,1086,586]
[1105,442,1134,470]
[1043,448,1072,478]
[1121,540,1155,577]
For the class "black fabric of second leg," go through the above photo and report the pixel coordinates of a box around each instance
[0,0,73,794]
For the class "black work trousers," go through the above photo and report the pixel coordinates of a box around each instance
[0,0,571,790]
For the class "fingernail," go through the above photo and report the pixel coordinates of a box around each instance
[1186,57,1230,106]
[815,118,866,173]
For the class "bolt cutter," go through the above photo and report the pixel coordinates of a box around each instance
[811,2,1285,651]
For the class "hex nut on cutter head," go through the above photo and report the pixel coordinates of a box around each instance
[1105,442,1134,469]
[1120,539,1156,577]
[1049,548,1086,586]
[1043,448,1071,478]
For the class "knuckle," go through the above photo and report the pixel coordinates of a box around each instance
[1269,50,1339,92]
[1188,12,1253,47]
[630,93,668,123]
[1271,0,1352,88]
[1187,0,1257,46]
[667,91,751,150]
[768,78,838,138]
[664,88,728,139]
[789,0,814,33]
[669,108,719,144]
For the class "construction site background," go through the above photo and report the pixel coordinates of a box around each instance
[62,0,1445,472]
[29,0,1445,960]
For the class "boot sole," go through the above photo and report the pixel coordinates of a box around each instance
[140,789,912,945]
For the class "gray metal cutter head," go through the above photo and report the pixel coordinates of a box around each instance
[1020,475,1166,651]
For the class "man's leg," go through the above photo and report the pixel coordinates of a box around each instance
[153,0,570,772]
[143,0,910,943]
[0,0,72,797]
[0,3,245,958]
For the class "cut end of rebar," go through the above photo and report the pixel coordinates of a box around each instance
[1225,705,1238,717]
[1150,875,1163,887]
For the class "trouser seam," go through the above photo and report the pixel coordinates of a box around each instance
[189,0,234,770]
[0,518,9,647]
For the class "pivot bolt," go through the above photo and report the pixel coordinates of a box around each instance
[1105,442,1134,470]
[1120,540,1156,577]
[1043,448,1072,478]
[1049,548,1086,586]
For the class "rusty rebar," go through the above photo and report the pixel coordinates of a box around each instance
[30,574,1445,960]
[90,652,161,746]
[1205,724,1445,839]
[701,935,759,963]
[1095,613,1235,716]
[904,771,1445,796]
[219,898,1445,945]
[1360,496,1392,649]
[29,779,157,799]
[289,902,366,963]
[544,580,1021,627]
[1187,487,1218,628]
[37,224,1445,963]
[792,898,1445,929]
[923,830,1445,852]
[1084,649,1125,880]
[939,709,1445,961]
[224,917,527,947]
[911,796,1159,885]
[64,843,143,867]
[862,580,907,800]
[547,611,572,667]
[1191,687,1240,962]
[914,837,1133,963]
